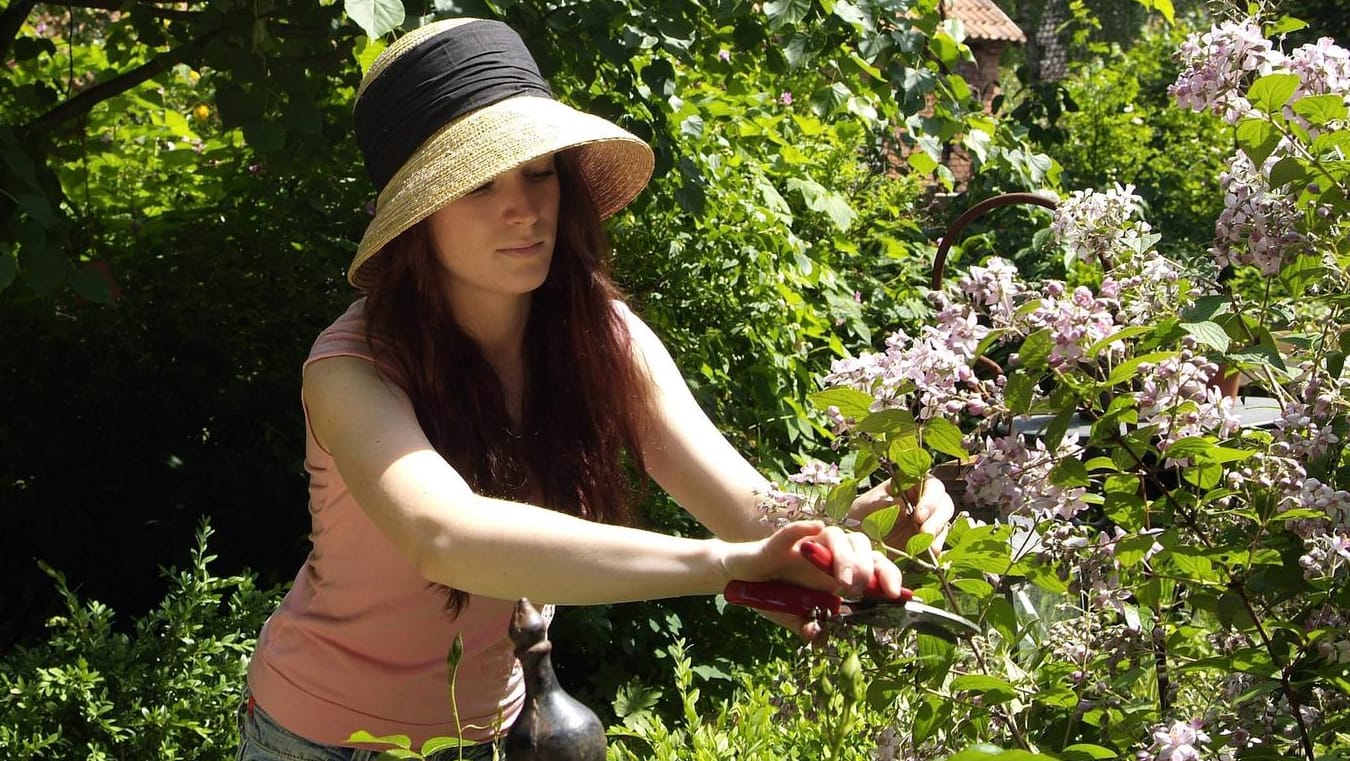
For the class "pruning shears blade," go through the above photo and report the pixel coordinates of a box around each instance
[721,540,983,642]
[841,599,981,642]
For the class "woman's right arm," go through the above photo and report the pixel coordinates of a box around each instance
[303,355,840,605]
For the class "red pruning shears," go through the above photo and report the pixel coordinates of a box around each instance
[723,541,980,642]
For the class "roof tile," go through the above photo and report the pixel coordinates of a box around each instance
[945,0,1026,43]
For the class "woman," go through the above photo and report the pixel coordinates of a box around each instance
[237,17,953,761]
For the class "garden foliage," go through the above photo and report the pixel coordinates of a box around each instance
[0,521,282,760]
[756,9,1350,759]
[5,1,1348,760]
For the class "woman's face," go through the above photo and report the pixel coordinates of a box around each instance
[425,153,561,306]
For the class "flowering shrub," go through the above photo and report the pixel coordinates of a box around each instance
[762,11,1349,760]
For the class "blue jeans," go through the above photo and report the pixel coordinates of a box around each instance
[236,691,497,761]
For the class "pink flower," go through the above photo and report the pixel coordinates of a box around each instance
[779,90,793,106]
[1149,719,1210,761]
[789,460,842,486]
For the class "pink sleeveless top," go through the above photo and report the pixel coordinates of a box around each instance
[247,299,528,748]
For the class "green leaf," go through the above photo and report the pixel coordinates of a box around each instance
[1015,329,1053,372]
[421,736,475,754]
[833,1,869,30]
[1024,560,1069,594]
[1164,436,1213,460]
[950,674,1018,704]
[1165,548,1213,579]
[910,693,952,743]
[1107,351,1177,386]
[1180,321,1230,353]
[1035,685,1079,708]
[1247,73,1300,114]
[345,0,405,38]
[787,177,856,231]
[862,505,898,542]
[17,226,66,294]
[857,408,917,435]
[826,479,859,522]
[1087,325,1151,357]
[70,263,112,303]
[928,31,964,67]
[1183,294,1234,322]
[1050,457,1090,488]
[1291,94,1348,125]
[1265,16,1309,36]
[982,594,1017,643]
[348,731,412,749]
[908,149,938,174]
[16,192,58,229]
[810,387,874,420]
[355,36,388,73]
[1061,743,1122,760]
[242,120,286,152]
[892,446,933,481]
[1003,372,1036,415]
[952,576,994,598]
[764,0,812,29]
[1236,117,1280,166]
[922,417,968,459]
[905,531,935,556]
[1114,533,1160,568]
[1266,156,1308,190]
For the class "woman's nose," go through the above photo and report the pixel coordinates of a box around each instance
[499,178,540,224]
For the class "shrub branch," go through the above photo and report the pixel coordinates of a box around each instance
[22,26,227,136]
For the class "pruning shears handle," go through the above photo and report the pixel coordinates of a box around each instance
[721,540,912,619]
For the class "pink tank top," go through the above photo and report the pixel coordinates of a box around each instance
[247,299,530,748]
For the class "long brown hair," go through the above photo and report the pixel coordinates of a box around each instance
[363,150,654,613]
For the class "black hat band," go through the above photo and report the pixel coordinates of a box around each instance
[354,20,554,191]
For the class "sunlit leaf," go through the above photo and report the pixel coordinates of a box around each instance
[862,504,898,542]
[1291,94,1347,126]
[1236,117,1280,166]
[1180,321,1230,353]
[1247,73,1299,114]
[922,417,968,459]
[809,387,874,420]
[348,731,411,749]
[950,674,1017,703]
[345,0,405,38]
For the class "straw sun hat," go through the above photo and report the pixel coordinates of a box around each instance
[348,17,655,289]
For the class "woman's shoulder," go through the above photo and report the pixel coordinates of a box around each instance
[309,299,373,363]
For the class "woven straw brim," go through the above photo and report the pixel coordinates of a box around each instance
[349,95,654,289]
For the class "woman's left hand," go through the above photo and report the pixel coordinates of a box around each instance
[849,475,955,554]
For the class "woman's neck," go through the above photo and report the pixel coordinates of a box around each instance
[450,292,530,354]
[450,292,532,421]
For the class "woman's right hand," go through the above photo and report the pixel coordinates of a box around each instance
[716,520,903,642]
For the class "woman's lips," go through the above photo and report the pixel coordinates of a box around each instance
[499,240,545,255]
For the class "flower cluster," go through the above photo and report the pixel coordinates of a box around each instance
[1022,281,1123,371]
[1172,23,1350,277]
[1099,250,1187,326]
[1135,346,1241,453]
[821,317,999,424]
[1273,364,1348,460]
[1169,20,1280,122]
[1211,151,1305,275]
[756,460,846,527]
[1051,183,1151,268]
[964,433,1088,521]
